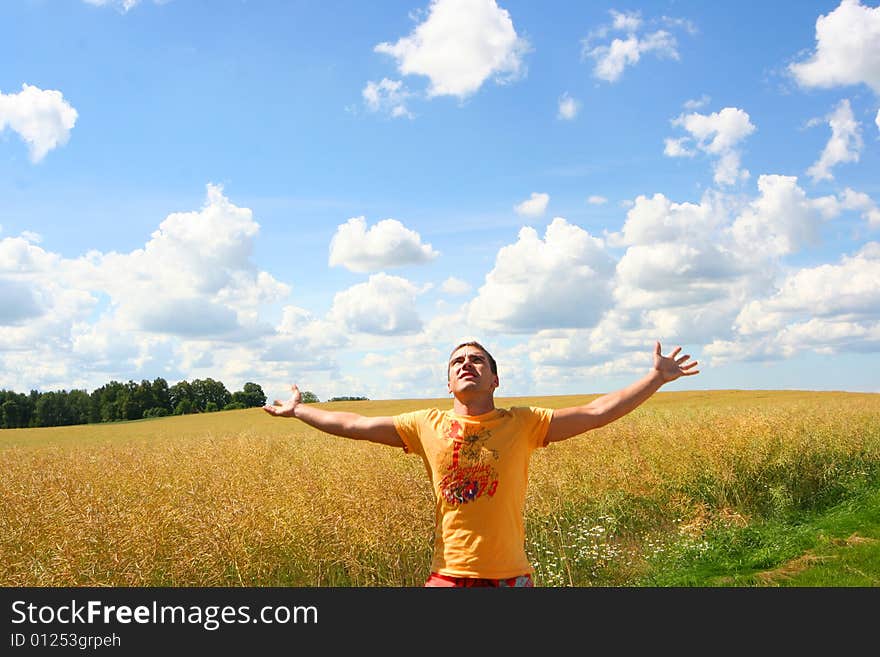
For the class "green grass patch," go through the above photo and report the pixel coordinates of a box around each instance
[633,483,880,586]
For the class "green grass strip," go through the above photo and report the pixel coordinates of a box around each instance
[635,484,880,587]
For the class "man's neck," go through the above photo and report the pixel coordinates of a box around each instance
[452,395,495,417]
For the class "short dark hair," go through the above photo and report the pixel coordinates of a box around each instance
[447,341,498,378]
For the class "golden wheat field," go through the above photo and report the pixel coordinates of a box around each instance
[1,390,879,587]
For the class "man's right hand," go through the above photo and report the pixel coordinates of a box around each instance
[262,384,301,417]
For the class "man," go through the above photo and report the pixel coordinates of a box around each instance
[263,340,699,587]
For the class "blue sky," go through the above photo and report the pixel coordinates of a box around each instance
[2,0,879,402]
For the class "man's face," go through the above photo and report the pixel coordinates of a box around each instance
[447,346,498,397]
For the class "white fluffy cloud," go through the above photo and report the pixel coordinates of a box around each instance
[259,305,348,373]
[666,107,755,185]
[328,273,424,335]
[733,243,880,355]
[587,195,608,205]
[467,218,615,332]
[90,184,289,338]
[0,279,44,325]
[789,0,880,94]
[839,188,880,227]
[513,192,549,217]
[557,93,580,120]
[374,0,529,99]
[0,84,78,162]
[609,192,751,344]
[0,236,95,348]
[328,216,439,272]
[807,99,863,182]
[0,185,295,391]
[663,137,695,158]
[358,346,448,397]
[729,174,839,259]
[362,78,414,119]
[603,175,861,349]
[609,191,726,247]
[440,276,471,295]
[582,9,680,82]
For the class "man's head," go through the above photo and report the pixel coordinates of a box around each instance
[447,341,499,399]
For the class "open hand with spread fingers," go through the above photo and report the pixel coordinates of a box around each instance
[653,341,700,383]
[262,384,301,417]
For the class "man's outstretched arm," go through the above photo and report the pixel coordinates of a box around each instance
[263,384,404,448]
[545,341,699,444]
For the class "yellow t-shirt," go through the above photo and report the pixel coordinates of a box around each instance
[393,406,554,579]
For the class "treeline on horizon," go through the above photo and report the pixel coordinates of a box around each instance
[0,378,265,430]
[0,378,370,430]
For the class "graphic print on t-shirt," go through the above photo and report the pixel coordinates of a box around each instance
[438,418,500,506]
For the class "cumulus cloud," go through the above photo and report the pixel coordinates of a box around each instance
[0,236,97,358]
[513,192,549,217]
[608,191,728,248]
[609,192,750,342]
[839,187,880,226]
[357,345,450,397]
[467,217,616,332]
[729,174,838,259]
[362,78,414,118]
[557,93,580,120]
[259,305,348,370]
[582,9,682,82]
[0,84,78,162]
[91,184,290,336]
[587,195,608,205]
[440,276,472,295]
[0,185,295,392]
[666,106,756,185]
[374,0,530,99]
[328,273,424,335]
[0,279,45,325]
[472,171,879,374]
[606,176,857,348]
[663,137,695,158]
[133,297,241,337]
[733,243,880,348]
[328,216,439,272]
[806,99,863,182]
[789,0,880,94]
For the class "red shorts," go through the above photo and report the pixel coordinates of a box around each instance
[424,572,534,587]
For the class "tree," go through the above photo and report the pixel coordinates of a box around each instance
[152,377,171,414]
[300,391,319,403]
[91,381,127,422]
[1,393,28,429]
[67,390,91,425]
[169,380,194,413]
[191,378,231,413]
[232,382,266,408]
[121,380,148,421]
[34,391,73,427]
[0,390,32,429]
